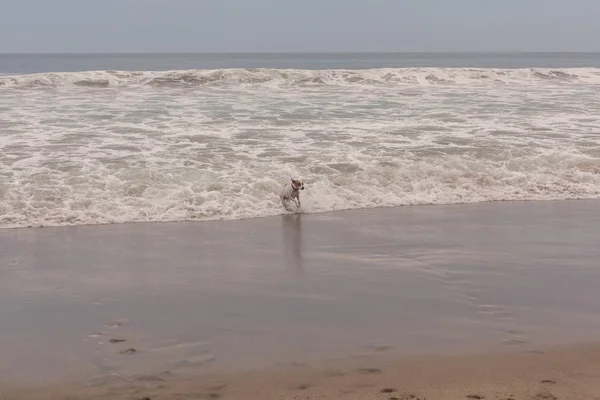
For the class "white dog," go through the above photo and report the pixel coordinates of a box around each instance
[280,178,305,210]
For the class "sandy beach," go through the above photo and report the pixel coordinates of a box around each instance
[2,200,600,399]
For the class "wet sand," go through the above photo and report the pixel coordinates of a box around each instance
[5,343,600,400]
[1,200,600,398]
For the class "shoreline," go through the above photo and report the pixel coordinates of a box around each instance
[2,197,599,231]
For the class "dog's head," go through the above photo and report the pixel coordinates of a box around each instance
[291,178,304,191]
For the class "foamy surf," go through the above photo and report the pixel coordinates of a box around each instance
[1,66,600,228]
[1,67,600,88]
[2,151,600,229]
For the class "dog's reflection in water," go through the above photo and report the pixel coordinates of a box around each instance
[281,213,304,275]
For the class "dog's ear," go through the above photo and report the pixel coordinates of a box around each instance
[291,178,294,183]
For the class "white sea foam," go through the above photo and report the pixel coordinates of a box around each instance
[1,67,600,89]
[1,68,600,228]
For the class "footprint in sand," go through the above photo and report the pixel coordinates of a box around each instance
[532,393,558,400]
[356,367,382,375]
[390,395,422,400]
[87,319,131,348]
[292,383,312,390]
[193,393,221,399]
[364,344,394,352]
[103,318,130,328]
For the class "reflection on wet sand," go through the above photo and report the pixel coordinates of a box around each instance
[281,214,304,275]
[2,200,600,387]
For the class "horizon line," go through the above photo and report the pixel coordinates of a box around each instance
[2,51,600,56]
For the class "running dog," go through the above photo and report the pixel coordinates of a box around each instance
[280,178,305,210]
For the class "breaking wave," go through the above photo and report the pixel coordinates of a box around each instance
[2,156,600,229]
[1,67,600,89]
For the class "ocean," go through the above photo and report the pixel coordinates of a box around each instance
[1,53,600,228]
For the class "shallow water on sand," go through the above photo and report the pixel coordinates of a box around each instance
[1,200,600,385]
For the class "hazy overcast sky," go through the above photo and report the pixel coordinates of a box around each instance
[1,0,599,53]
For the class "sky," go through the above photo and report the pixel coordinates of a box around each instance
[0,0,599,53]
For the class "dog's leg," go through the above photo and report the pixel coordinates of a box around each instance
[281,196,292,211]
[295,198,301,208]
